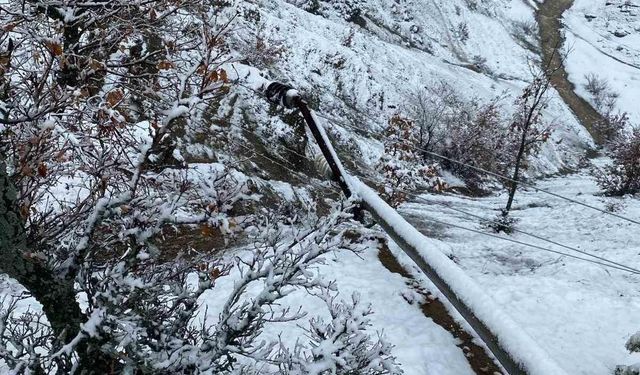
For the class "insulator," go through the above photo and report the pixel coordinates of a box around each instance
[264,82,299,109]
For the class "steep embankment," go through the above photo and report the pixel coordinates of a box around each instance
[536,0,605,145]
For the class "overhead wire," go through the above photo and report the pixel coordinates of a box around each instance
[224,122,640,275]
[406,195,640,274]
[229,77,640,273]
[313,111,640,227]
[369,179,640,275]
[418,215,639,274]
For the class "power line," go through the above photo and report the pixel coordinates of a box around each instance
[227,126,640,275]
[416,215,639,274]
[313,111,640,227]
[408,196,640,274]
[358,176,640,275]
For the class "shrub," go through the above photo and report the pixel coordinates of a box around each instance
[584,73,629,143]
[456,22,470,43]
[286,0,365,22]
[584,73,617,111]
[614,332,640,375]
[595,110,629,145]
[595,128,640,196]
[376,115,445,207]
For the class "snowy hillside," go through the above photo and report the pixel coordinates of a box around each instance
[226,0,595,177]
[564,0,640,124]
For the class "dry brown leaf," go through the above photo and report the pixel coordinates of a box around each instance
[156,60,175,70]
[200,224,216,237]
[89,59,103,71]
[45,41,63,56]
[3,23,17,32]
[20,204,29,219]
[206,70,218,82]
[209,268,223,280]
[106,89,124,107]
[37,163,47,178]
[219,69,228,82]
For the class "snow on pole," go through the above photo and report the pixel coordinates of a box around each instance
[263,82,353,197]
[261,82,566,374]
[350,177,569,375]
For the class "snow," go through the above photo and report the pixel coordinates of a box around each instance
[397,168,640,374]
[564,0,640,124]
[350,177,569,375]
[198,244,477,375]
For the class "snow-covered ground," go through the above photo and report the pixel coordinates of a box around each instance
[564,0,640,123]
[397,167,640,374]
[198,245,478,375]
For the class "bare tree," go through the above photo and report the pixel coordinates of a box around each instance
[503,71,552,217]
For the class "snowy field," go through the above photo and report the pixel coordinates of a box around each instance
[397,167,640,374]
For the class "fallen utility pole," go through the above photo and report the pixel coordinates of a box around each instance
[262,81,568,375]
[264,82,352,197]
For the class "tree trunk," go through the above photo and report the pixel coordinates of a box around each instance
[1,163,120,373]
[0,163,83,362]
[504,128,529,215]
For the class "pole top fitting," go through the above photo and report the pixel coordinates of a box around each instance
[264,82,300,109]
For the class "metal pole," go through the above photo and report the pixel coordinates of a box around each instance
[361,200,526,375]
[262,81,548,375]
[264,82,352,197]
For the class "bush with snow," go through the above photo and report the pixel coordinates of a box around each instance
[286,0,366,22]
[376,114,445,207]
[583,73,628,144]
[403,83,520,190]
[595,128,640,196]
[0,0,398,373]
[614,332,640,375]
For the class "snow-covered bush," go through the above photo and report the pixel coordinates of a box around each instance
[0,200,401,374]
[406,83,516,187]
[596,111,630,146]
[584,73,618,112]
[376,114,445,207]
[595,128,640,196]
[614,332,640,375]
[275,292,401,374]
[439,96,515,182]
[240,24,289,69]
[584,73,628,144]
[286,0,366,22]
[615,365,640,375]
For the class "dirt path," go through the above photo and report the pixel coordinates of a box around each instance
[536,0,605,145]
[378,246,504,375]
